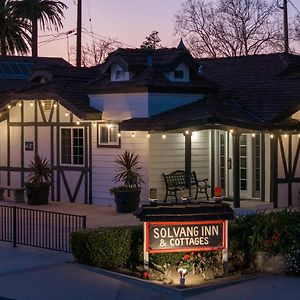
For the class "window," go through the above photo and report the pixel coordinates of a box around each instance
[174,70,184,79]
[61,128,84,165]
[240,134,247,191]
[115,70,126,80]
[219,133,226,189]
[98,124,120,147]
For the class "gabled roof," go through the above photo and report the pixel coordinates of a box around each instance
[0,65,101,120]
[121,52,300,132]
[88,44,217,94]
[198,52,300,122]
[0,55,71,92]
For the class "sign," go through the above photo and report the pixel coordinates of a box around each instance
[25,141,34,151]
[146,220,226,253]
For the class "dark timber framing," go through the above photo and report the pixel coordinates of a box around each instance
[270,133,278,208]
[277,134,300,207]
[2,100,92,204]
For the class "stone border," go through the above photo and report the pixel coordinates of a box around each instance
[76,263,263,297]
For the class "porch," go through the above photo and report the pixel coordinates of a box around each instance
[0,198,271,229]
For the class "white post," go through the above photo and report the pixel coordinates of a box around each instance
[143,222,149,270]
[222,220,228,273]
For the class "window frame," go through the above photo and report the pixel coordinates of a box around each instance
[97,123,121,148]
[60,127,85,166]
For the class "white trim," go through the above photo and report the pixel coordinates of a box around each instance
[60,127,85,166]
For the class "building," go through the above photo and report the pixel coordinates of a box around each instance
[0,44,300,208]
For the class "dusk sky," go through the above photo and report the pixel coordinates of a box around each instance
[39,0,184,61]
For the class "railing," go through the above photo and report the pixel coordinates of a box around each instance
[0,205,86,252]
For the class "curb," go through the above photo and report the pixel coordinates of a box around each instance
[76,263,263,297]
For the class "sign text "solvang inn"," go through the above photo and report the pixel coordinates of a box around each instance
[146,221,226,253]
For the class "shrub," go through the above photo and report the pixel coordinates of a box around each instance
[70,225,143,271]
[229,209,300,276]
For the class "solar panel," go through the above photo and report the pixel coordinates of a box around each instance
[0,62,34,79]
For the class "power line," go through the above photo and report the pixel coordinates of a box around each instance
[289,0,300,14]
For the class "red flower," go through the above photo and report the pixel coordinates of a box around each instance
[142,271,150,280]
[183,253,190,260]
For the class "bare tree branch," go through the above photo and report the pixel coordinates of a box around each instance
[174,0,284,57]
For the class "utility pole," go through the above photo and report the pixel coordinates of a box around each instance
[283,0,289,53]
[76,0,82,67]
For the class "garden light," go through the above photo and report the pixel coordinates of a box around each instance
[178,267,188,288]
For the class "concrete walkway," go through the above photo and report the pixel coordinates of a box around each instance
[1,242,300,300]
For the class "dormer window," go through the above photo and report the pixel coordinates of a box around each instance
[174,70,184,79]
[165,62,189,82]
[111,63,130,81]
[115,70,126,80]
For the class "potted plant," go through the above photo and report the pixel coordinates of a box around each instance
[25,155,52,205]
[110,151,144,213]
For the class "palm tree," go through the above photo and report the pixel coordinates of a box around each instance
[0,0,31,56]
[15,0,68,57]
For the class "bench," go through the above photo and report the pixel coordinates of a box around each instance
[162,170,210,202]
[0,186,25,203]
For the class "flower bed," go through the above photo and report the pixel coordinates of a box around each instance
[70,209,300,288]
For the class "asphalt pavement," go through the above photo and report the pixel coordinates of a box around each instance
[0,241,299,300]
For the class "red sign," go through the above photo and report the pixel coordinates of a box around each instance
[145,220,226,253]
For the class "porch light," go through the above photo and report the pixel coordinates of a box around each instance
[107,123,112,129]
[147,132,151,138]
[131,132,135,138]
[93,122,97,127]
[65,112,69,117]
[284,134,288,138]
[270,134,274,139]
[229,129,234,134]
[18,102,22,107]
[30,101,34,107]
[53,103,57,108]
[162,134,166,139]
[7,105,11,109]
[185,130,189,135]
[252,133,256,138]
[76,120,80,125]
[42,101,45,106]
[118,132,121,138]
[298,134,300,138]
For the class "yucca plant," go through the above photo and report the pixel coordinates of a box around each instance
[110,151,144,213]
[113,151,144,189]
[27,155,52,185]
[25,155,52,205]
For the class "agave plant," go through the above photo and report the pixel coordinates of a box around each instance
[113,151,144,189]
[27,155,52,185]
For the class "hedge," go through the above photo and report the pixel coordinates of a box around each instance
[70,225,143,270]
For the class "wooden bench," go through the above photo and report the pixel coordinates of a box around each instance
[0,186,25,203]
[163,170,210,202]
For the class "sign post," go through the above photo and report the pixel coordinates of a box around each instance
[135,202,234,278]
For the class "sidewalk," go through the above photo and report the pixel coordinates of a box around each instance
[1,242,300,300]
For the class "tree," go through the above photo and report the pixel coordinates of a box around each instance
[15,0,67,57]
[70,39,121,67]
[295,14,300,41]
[140,31,162,49]
[0,0,31,56]
[174,0,284,57]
